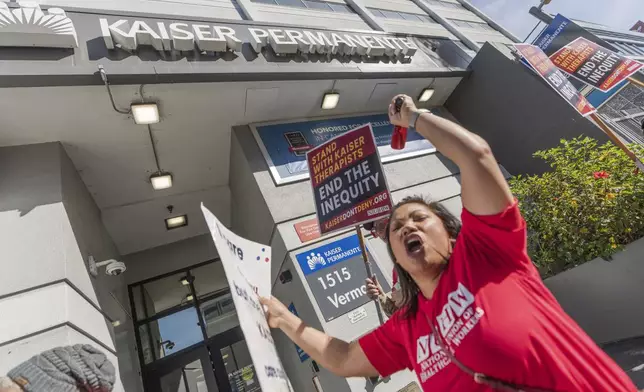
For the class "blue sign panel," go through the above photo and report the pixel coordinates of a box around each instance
[252,112,438,184]
[586,80,629,108]
[295,235,390,321]
[296,235,362,276]
[520,14,574,71]
[534,14,572,52]
[287,303,310,362]
[533,14,616,56]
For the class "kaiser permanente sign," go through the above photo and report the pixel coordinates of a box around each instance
[99,18,418,57]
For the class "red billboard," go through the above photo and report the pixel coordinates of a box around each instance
[307,124,392,235]
[550,37,644,92]
[514,44,596,117]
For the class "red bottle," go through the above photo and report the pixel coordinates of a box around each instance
[391,97,407,150]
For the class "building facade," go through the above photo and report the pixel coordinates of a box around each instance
[1,1,639,392]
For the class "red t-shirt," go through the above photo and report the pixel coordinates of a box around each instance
[359,202,636,391]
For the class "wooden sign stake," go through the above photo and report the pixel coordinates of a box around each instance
[355,225,385,326]
[590,112,644,171]
[627,76,644,89]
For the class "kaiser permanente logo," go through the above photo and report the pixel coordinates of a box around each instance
[306,253,326,271]
[296,235,362,276]
[416,283,485,383]
[0,3,78,48]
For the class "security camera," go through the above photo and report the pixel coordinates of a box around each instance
[105,261,127,276]
[88,256,127,277]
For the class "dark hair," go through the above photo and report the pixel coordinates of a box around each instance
[385,196,461,319]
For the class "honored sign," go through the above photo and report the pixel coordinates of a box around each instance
[253,112,438,185]
[296,235,389,322]
[549,37,643,92]
[307,124,393,235]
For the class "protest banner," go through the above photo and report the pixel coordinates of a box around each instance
[515,44,644,170]
[514,44,596,117]
[306,123,393,236]
[201,204,293,392]
[549,37,644,92]
[201,206,271,297]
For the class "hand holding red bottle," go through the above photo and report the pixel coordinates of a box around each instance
[388,95,418,150]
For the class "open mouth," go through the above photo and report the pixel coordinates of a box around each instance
[404,235,423,254]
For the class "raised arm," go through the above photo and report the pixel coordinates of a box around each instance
[260,296,378,378]
[389,95,514,215]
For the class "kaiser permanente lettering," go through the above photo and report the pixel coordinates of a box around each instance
[100,19,418,57]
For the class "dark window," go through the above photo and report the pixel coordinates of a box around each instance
[418,15,437,23]
[401,12,423,22]
[253,0,355,13]
[303,0,332,10]
[450,19,497,32]
[329,3,354,13]
[276,0,306,7]
[367,7,383,17]
[380,9,405,19]
[369,7,435,23]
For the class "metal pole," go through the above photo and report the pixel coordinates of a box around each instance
[524,21,541,43]
[355,226,385,325]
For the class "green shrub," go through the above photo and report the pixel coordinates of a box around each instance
[509,137,644,277]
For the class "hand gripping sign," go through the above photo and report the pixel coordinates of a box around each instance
[201,204,293,392]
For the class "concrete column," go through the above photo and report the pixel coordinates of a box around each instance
[343,0,386,31]
[0,143,140,392]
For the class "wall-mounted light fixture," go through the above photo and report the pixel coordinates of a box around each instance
[165,215,188,230]
[98,66,174,191]
[418,88,435,102]
[150,171,173,190]
[321,92,340,110]
[321,80,340,110]
[131,103,160,125]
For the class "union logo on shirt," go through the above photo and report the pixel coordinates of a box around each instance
[416,333,442,363]
[437,283,475,336]
[416,282,485,383]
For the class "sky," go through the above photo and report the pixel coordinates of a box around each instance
[469,0,644,40]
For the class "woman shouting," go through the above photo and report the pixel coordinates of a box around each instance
[260,95,636,391]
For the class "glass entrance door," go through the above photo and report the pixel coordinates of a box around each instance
[208,328,262,392]
[144,345,218,392]
[129,260,263,392]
